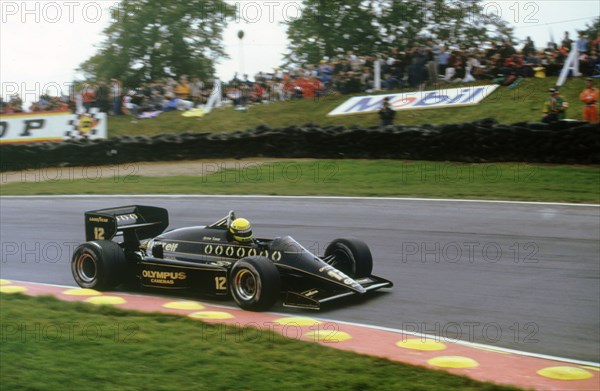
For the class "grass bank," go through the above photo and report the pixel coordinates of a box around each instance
[1,160,598,203]
[108,77,592,137]
[0,294,519,391]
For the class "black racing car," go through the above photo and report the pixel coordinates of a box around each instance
[71,205,392,311]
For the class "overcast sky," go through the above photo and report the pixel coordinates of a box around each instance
[1,0,598,103]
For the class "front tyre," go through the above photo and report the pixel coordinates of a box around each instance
[229,256,280,311]
[324,238,373,278]
[71,240,127,290]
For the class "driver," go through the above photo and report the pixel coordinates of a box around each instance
[228,218,254,244]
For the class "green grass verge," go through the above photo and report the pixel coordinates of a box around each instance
[1,160,598,203]
[108,77,591,137]
[0,294,520,391]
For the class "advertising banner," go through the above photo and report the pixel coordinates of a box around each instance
[0,111,107,144]
[327,85,499,117]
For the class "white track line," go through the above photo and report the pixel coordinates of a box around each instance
[0,194,598,207]
[5,278,599,368]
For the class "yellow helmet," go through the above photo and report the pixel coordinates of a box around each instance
[230,218,253,243]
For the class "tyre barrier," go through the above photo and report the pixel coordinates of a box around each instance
[1,119,598,171]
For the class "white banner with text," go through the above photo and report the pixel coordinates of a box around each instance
[328,85,499,117]
[0,111,107,144]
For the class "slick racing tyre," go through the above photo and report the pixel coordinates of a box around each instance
[71,240,127,290]
[325,238,373,278]
[229,256,281,311]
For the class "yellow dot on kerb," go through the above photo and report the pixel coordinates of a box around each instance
[63,288,101,296]
[163,301,206,310]
[396,338,447,351]
[85,296,126,305]
[305,330,352,342]
[274,317,322,327]
[537,366,594,380]
[428,356,479,368]
[188,311,234,320]
[0,285,27,294]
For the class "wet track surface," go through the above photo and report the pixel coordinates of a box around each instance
[1,196,598,362]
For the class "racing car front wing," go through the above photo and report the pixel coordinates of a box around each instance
[283,275,393,309]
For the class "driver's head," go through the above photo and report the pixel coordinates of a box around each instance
[230,218,253,243]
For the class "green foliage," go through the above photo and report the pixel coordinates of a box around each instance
[580,17,600,38]
[284,0,514,65]
[285,0,381,64]
[79,0,234,85]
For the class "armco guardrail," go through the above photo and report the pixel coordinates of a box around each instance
[0,119,598,171]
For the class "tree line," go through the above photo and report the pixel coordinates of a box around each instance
[79,0,598,86]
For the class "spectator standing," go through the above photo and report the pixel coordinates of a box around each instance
[175,76,191,100]
[360,67,373,91]
[437,46,450,75]
[272,79,285,101]
[485,42,500,59]
[96,80,110,113]
[561,31,573,53]
[347,51,361,71]
[463,52,482,82]
[344,71,362,94]
[111,79,122,115]
[576,32,588,54]
[542,88,568,123]
[81,84,96,112]
[592,32,600,54]
[123,90,139,121]
[378,97,396,127]
[409,46,427,88]
[499,40,517,59]
[523,36,536,56]
[317,60,333,87]
[426,39,441,85]
[579,77,599,123]
[191,77,204,106]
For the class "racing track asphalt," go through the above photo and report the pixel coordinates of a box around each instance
[0,196,598,363]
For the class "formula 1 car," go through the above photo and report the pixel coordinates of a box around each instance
[71,205,392,311]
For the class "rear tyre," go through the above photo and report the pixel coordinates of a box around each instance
[71,240,127,290]
[229,256,280,311]
[324,238,373,278]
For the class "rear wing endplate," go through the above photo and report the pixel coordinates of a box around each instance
[84,205,169,242]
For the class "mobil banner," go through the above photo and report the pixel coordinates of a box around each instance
[327,85,499,117]
[0,111,107,144]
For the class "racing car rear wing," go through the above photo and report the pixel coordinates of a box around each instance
[84,205,169,242]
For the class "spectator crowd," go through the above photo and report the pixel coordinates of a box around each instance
[1,29,599,117]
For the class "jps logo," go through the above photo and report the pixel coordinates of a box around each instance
[163,243,179,252]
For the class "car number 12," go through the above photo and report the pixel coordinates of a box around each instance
[214,276,227,290]
[94,227,105,240]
